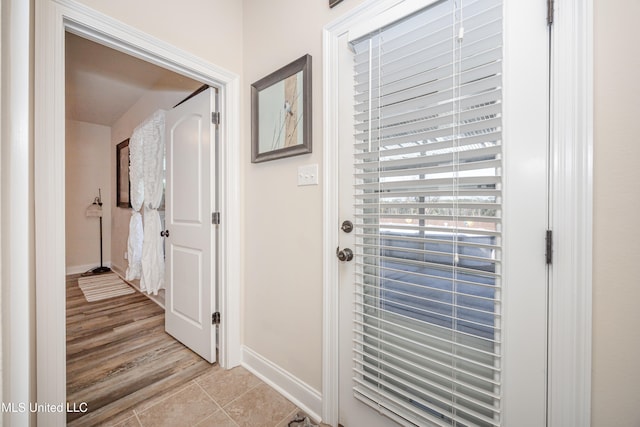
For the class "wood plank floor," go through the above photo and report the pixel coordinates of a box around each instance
[66,274,212,426]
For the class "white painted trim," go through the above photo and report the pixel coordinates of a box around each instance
[321,24,342,427]
[347,0,439,42]
[547,0,593,425]
[65,262,113,276]
[216,67,243,371]
[322,0,593,426]
[241,346,323,422]
[323,4,409,424]
[2,0,35,425]
[35,0,242,425]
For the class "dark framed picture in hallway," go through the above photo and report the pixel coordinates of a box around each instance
[251,54,312,163]
[116,138,131,208]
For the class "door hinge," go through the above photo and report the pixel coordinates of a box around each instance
[212,111,220,126]
[547,0,554,26]
[212,212,220,225]
[546,230,553,265]
[212,312,221,325]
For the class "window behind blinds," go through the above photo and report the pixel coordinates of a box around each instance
[350,0,503,425]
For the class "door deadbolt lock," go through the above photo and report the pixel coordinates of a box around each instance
[336,247,354,262]
[341,220,354,233]
[160,230,170,238]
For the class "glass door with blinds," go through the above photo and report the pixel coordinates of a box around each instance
[336,0,550,426]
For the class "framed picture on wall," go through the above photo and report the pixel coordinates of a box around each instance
[251,54,312,163]
[116,138,131,208]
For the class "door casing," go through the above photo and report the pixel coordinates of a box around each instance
[34,1,242,425]
[322,0,593,425]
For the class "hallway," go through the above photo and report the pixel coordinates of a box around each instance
[66,275,310,427]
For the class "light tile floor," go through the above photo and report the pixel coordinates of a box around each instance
[107,365,326,427]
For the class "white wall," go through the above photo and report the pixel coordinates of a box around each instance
[65,120,112,273]
[242,0,365,393]
[592,0,640,424]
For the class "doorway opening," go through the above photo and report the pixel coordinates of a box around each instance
[64,32,216,424]
[35,5,242,424]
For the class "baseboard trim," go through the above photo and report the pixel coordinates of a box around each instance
[66,261,112,275]
[241,345,322,422]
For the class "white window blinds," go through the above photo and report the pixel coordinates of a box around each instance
[350,0,503,425]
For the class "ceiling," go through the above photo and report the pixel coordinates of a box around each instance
[65,32,201,126]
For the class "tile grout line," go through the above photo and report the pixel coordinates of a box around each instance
[213,378,264,411]
[193,379,241,427]
[193,380,223,411]
[194,379,241,427]
[133,411,144,427]
[132,379,199,418]
[215,380,300,427]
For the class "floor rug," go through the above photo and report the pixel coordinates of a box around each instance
[78,272,134,302]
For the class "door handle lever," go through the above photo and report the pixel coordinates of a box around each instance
[160,230,170,238]
[336,247,353,262]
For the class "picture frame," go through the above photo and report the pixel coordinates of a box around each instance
[251,54,312,163]
[116,138,131,208]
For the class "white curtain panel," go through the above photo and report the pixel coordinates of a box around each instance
[140,109,167,295]
[125,119,145,281]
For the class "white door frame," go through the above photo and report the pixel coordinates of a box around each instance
[34,0,242,425]
[321,0,593,426]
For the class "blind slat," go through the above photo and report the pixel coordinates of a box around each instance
[355,58,502,105]
[356,223,502,238]
[353,2,502,68]
[355,159,501,181]
[353,321,501,372]
[355,88,502,132]
[354,73,501,116]
[355,189,501,200]
[354,78,502,121]
[357,286,500,329]
[353,363,500,421]
[354,101,501,139]
[353,339,501,399]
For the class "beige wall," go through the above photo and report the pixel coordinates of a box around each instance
[592,0,640,424]
[110,82,199,275]
[65,120,112,272]
[75,0,243,76]
[28,0,640,422]
[242,0,365,391]
[242,0,640,420]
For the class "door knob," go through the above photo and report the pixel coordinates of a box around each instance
[336,247,353,262]
[341,220,354,233]
[160,230,170,237]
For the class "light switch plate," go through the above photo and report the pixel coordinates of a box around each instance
[298,164,319,186]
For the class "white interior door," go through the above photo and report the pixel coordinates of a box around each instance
[337,0,549,425]
[165,87,218,364]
